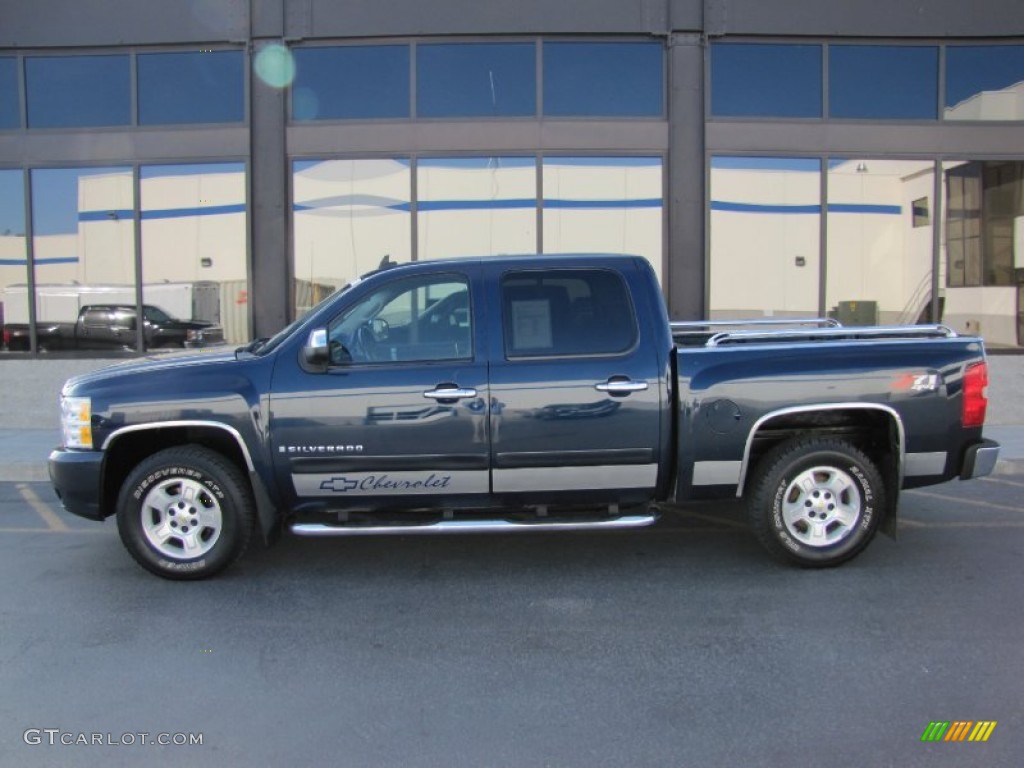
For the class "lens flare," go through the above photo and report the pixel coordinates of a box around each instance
[254,43,295,89]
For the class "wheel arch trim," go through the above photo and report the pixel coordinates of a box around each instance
[102,421,256,472]
[735,403,905,498]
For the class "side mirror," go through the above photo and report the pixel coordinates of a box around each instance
[303,328,329,367]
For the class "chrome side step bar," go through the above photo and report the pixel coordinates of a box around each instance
[290,514,657,537]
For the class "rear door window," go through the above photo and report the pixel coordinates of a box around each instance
[501,269,637,358]
[81,309,111,328]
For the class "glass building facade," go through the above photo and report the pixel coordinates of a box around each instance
[1,0,1022,353]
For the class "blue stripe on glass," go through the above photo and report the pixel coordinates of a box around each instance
[712,202,821,214]
[78,209,135,222]
[0,257,79,265]
[293,198,663,213]
[545,199,661,210]
[140,204,246,220]
[78,205,246,222]
[711,202,901,215]
[828,203,902,215]
[416,199,536,212]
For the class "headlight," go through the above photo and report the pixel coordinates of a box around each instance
[61,396,93,449]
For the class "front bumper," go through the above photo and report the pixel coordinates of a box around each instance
[960,439,1001,480]
[48,448,105,520]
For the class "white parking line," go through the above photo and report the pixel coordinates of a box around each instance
[0,527,108,535]
[905,489,1024,514]
[899,519,1024,529]
[981,475,1024,490]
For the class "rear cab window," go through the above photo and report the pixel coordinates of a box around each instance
[501,269,638,358]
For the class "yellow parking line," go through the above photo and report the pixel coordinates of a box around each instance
[16,483,69,532]
[906,489,1024,514]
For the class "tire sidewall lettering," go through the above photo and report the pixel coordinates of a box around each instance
[133,466,225,502]
[157,558,208,572]
[130,465,230,564]
[772,477,801,553]
[770,456,873,558]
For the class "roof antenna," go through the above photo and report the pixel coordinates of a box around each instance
[378,254,395,270]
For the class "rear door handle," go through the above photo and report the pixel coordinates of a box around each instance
[595,378,649,395]
[424,386,478,401]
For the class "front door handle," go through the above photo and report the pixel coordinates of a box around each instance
[424,386,478,401]
[595,378,649,395]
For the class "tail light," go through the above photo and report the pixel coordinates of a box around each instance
[2,327,9,347]
[961,361,988,428]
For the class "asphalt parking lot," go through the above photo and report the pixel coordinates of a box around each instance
[1,477,1022,768]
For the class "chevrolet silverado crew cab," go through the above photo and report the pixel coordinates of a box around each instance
[4,304,223,352]
[48,255,1000,579]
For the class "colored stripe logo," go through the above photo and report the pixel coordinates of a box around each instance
[921,721,997,742]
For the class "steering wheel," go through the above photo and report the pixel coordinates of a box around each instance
[351,322,379,362]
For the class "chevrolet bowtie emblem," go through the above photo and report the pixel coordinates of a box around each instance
[319,477,360,492]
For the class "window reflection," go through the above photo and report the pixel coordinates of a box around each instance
[0,170,26,351]
[292,46,410,121]
[710,43,822,118]
[29,167,136,350]
[542,157,663,283]
[942,160,1024,346]
[543,42,663,117]
[26,55,131,128]
[709,157,821,319]
[829,45,938,120]
[417,157,536,260]
[141,164,248,345]
[945,45,1024,121]
[417,43,535,118]
[292,159,412,318]
[138,50,244,125]
[0,58,18,130]
[826,159,935,326]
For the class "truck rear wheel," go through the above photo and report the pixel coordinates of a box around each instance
[747,438,885,568]
[116,446,255,580]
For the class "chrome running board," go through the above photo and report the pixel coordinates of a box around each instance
[290,514,657,537]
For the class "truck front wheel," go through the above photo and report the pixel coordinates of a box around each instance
[116,446,255,580]
[747,438,885,568]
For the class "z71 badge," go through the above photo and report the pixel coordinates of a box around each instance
[893,373,940,393]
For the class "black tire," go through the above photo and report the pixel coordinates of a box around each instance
[747,438,885,568]
[116,446,255,580]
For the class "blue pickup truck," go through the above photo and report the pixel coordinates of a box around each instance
[48,255,1000,579]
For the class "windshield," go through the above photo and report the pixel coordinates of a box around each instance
[247,279,360,356]
[142,305,177,323]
